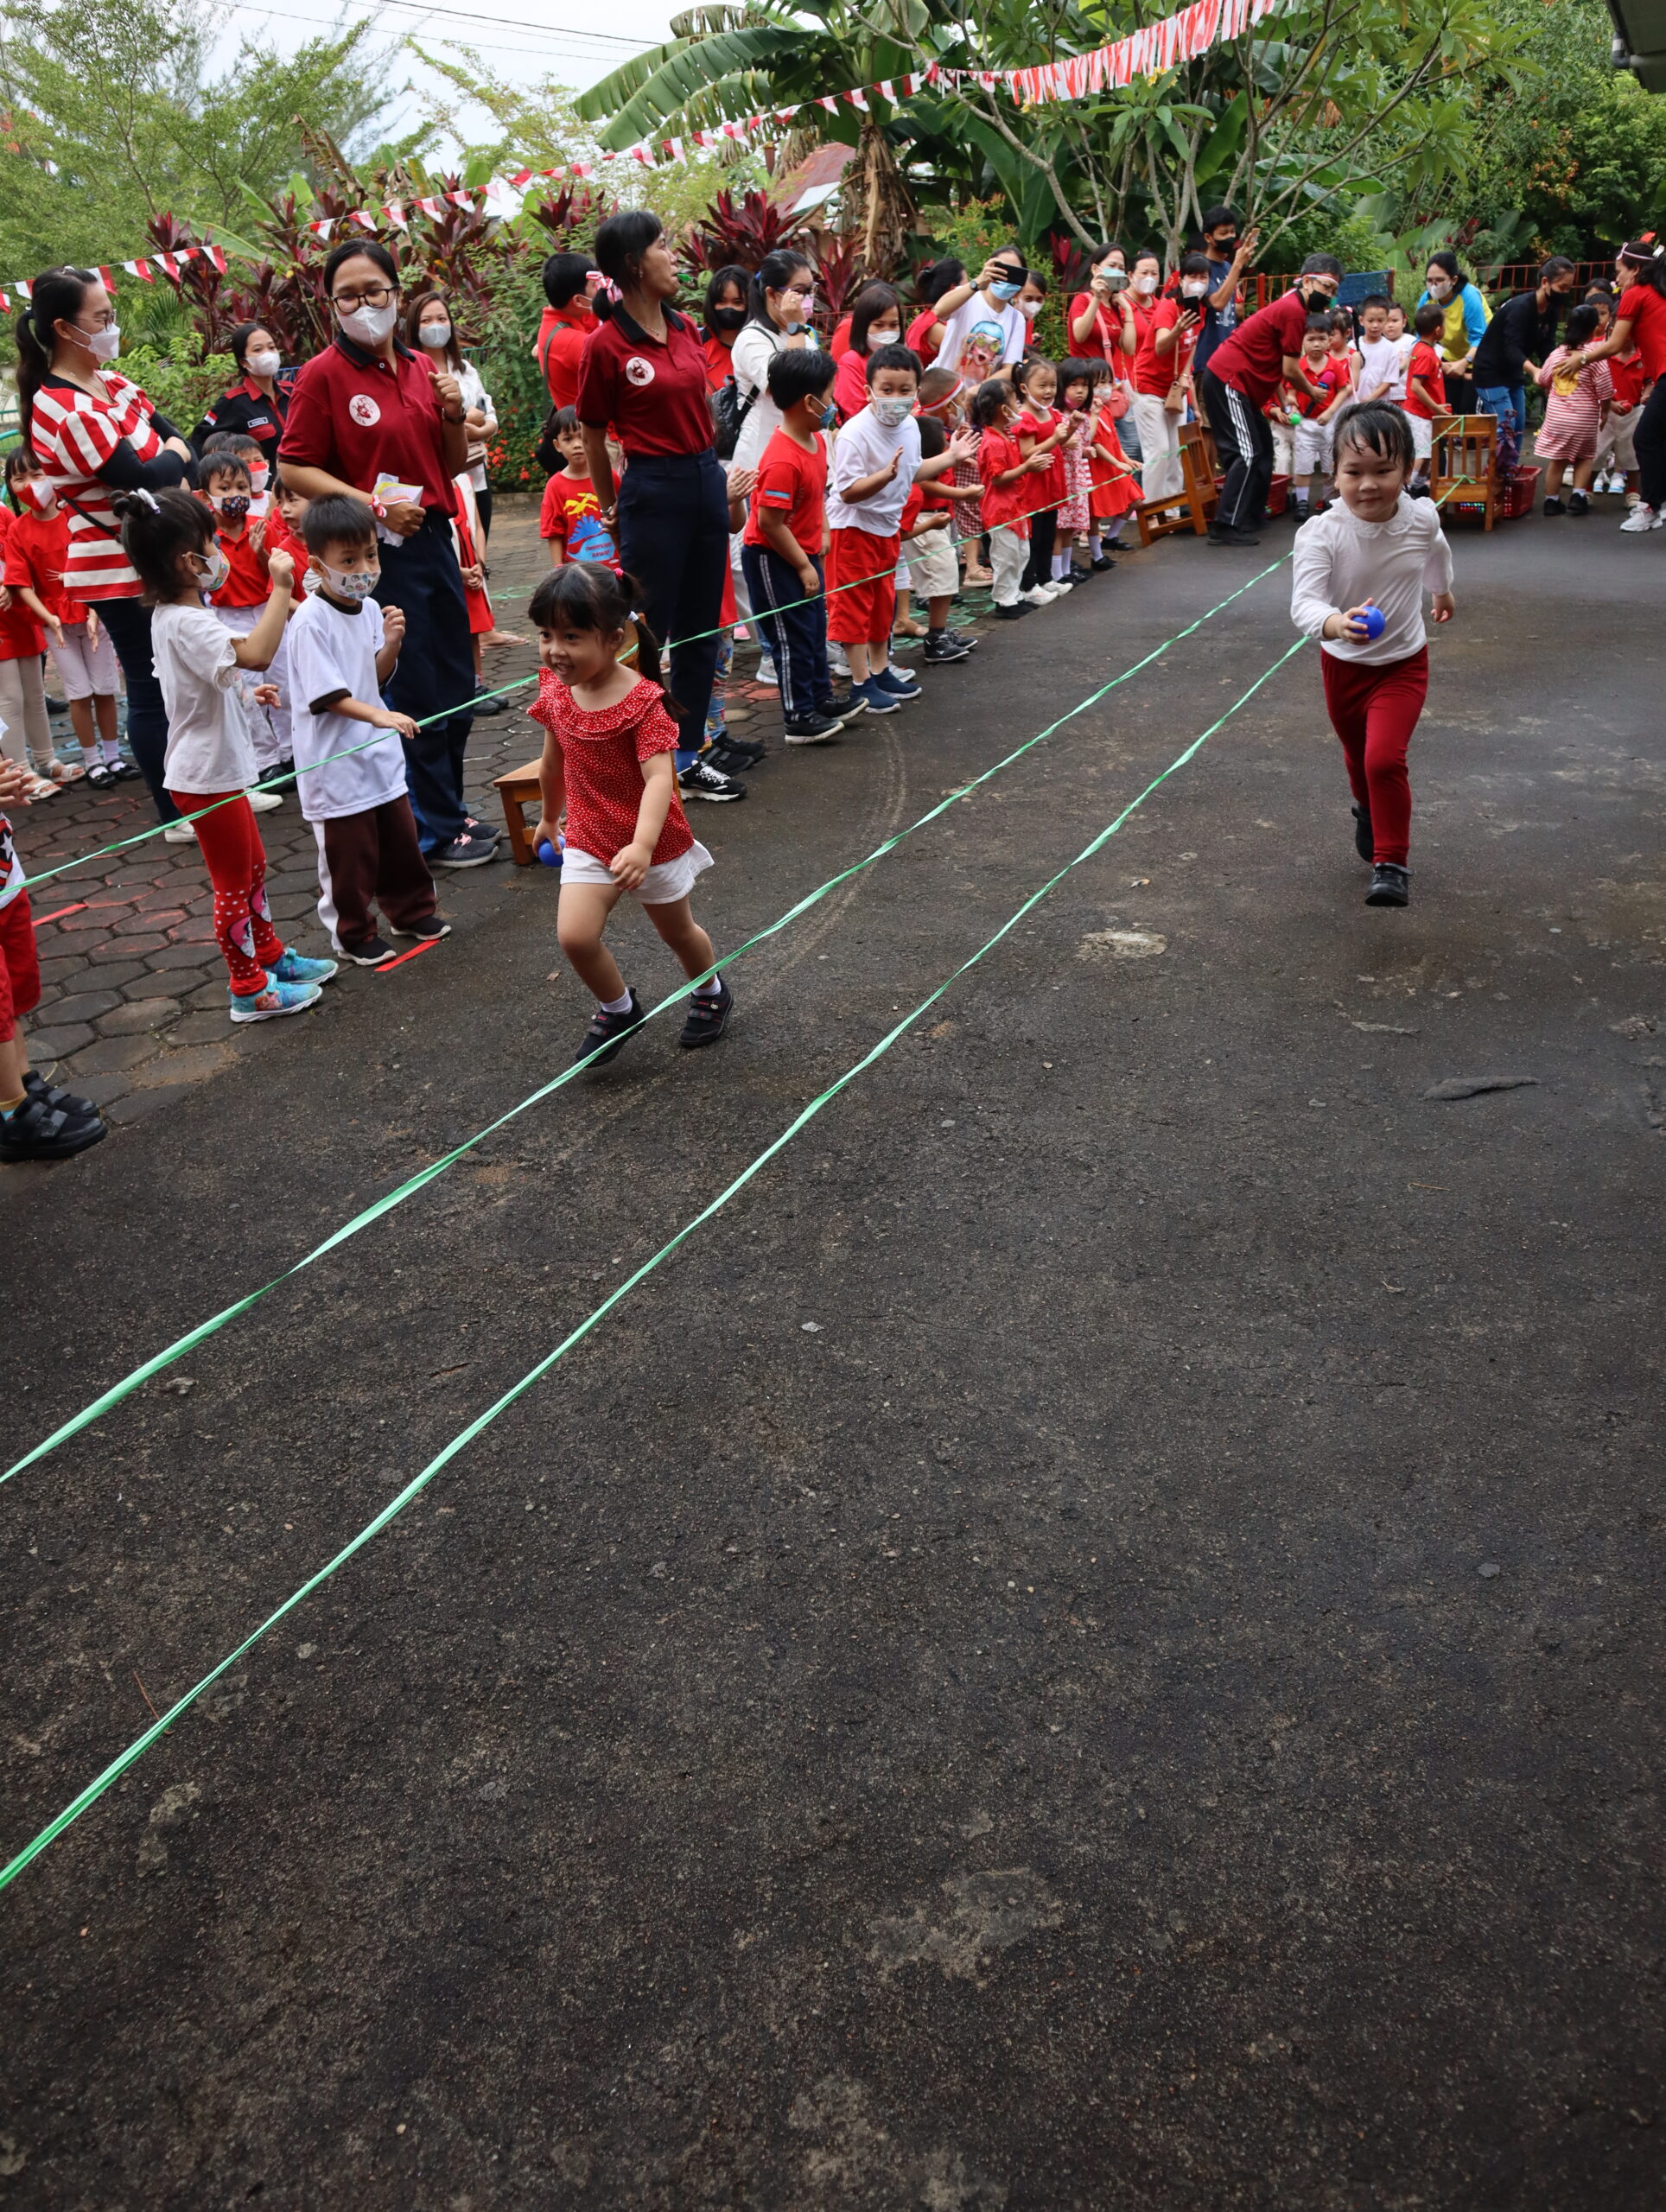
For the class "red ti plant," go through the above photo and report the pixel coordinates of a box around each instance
[690,188,806,273]
[810,229,863,321]
[1047,230,1089,296]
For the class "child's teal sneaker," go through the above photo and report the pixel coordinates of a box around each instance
[229,978,322,1024]
[267,950,339,988]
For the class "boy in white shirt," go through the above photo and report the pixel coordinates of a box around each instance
[826,344,976,714]
[286,495,448,965]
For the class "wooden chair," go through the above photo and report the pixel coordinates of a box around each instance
[1134,420,1218,543]
[1428,414,1498,529]
[494,757,545,865]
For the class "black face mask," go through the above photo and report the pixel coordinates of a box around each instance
[1301,284,1334,313]
[709,306,747,331]
[1212,236,1238,255]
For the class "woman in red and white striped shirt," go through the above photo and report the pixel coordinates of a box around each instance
[18,265,197,827]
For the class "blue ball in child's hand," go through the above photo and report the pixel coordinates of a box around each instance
[1361,603,1386,640]
[537,838,563,868]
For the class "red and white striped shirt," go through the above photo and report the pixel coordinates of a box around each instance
[28,371,167,601]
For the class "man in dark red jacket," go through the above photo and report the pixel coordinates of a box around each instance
[1199,253,1341,545]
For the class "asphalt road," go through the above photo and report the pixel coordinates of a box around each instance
[2,504,1661,2209]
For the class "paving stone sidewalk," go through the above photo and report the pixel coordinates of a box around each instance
[13,493,776,1126]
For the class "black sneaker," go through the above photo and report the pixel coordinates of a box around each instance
[714,731,765,763]
[340,934,396,966]
[1542,496,1565,516]
[1091,554,1116,571]
[1568,491,1590,516]
[22,1068,99,1122]
[706,740,762,776]
[432,831,499,868]
[817,691,866,723]
[385,915,453,941]
[678,756,746,803]
[993,602,1031,620]
[0,1094,108,1164]
[1208,526,1262,547]
[470,686,512,717]
[1069,565,1093,582]
[1352,804,1373,861]
[942,628,979,652]
[679,974,733,1048]
[924,632,971,664]
[576,988,645,1066]
[1365,862,1409,907]
[784,712,843,746]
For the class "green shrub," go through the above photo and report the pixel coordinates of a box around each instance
[118,345,236,434]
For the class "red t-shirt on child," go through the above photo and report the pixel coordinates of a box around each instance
[743,427,827,553]
[1402,341,1447,419]
[977,427,1032,529]
[538,473,620,569]
[3,506,86,623]
[207,521,270,610]
[528,671,693,868]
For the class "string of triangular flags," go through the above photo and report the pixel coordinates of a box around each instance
[0,0,1285,315]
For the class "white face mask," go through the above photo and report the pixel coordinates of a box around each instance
[197,547,230,594]
[418,320,453,349]
[1018,298,1041,319]
[1181,279,1209,298]
[74,321,121,361]
[317,560,378,601]
[337,300,398,347]
[1428,277,1451,299]
[245,349,281,379]
[866,327,900,352]
[871,395,913,429]
[1133,273,1158,296]
[248,463,270,493]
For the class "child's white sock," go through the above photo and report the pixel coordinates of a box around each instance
[600,988,633,1015]
[1052,550,1071,581]
[1088,531,1103,558]
[99,736,122,766]
[693,968,723,1002]
[79,741,99,768]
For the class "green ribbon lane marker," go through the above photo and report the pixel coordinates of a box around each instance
[0,633,1307,1897]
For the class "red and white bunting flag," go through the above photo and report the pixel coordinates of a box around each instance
[848,87,868,109]
[876,78,895,99]
[632,145,652,165]
[775,105,796,121]
[0,291,10,315]
[98,265,114,289]
[307,218,334,238]
[417,196,444,217]
[818,93,838,111]
[383,200,406,228]
[15,278,31,301]
[205,244,227,273]
[351,209,377,231]
[124,260,153,282]
[511,167,533,186]
[664,137,684,161]
[156,251,179,279]
[447,189,473,207]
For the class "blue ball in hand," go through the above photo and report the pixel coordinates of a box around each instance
[536,838,563,868]
[1360,603,1386,640]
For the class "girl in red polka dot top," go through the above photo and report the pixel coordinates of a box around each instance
[529,561,732,1065]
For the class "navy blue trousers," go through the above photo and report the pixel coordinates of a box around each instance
[373,509,477,852]
[96,596,179,824]
[740,545,830,721]
[615,449,728,762]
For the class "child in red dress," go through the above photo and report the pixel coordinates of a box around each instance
[528,562,732,1065]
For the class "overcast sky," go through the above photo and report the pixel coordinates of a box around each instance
[217,0,685,156]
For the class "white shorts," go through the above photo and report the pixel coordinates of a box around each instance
[1408,414,1433,462]
[906,530,958,601]
[49,619,120,701]
[1294,417,1333,477]
[560,839,713,905]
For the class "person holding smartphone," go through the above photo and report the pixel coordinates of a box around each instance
[1195,208,1260,390]
[928,249,1045,378]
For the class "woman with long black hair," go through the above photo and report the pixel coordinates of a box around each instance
[577,209,744,804]
[19,264,197,830]
[189,321,290,468]
[278,238,499,868]
[728,247,817,477]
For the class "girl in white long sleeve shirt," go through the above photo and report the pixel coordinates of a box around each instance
[1289,400,1455,906]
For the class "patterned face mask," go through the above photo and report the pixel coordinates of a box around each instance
[212,494,251,520]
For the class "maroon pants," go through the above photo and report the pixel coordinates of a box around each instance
[314,796,436,953]
[168,789,283,995]
[0,890,41,1042]
[1319,645,1428,868]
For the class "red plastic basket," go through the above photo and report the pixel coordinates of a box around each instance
[1267,473,1291,517]
[1498,464,1540,520]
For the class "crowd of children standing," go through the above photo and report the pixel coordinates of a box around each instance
[1,224,1663,1161]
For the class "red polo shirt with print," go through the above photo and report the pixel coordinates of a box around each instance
[277,335,459,517]
[537,300,599,411]
[577,307,715,458]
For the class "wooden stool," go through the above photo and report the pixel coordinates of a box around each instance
[1133,421,1220,543]
[1429,414,1498,529]
[493,756,545,866]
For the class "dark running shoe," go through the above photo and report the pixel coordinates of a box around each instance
[817,691,866,723]
[1365,863,1410,907]
[340,935,396,967]
[576,988,645,1067]
[1353,804,1373,861]
[706,740,763,777]
[678,756,746,803]
[783,712,843,746]
[1208,526,1262,547]
[386,915,453,941]
[0,1094,108,1165]
[679,975,733,1048]
[1091,554,1116,571]
[432,831,499,868]
[924,632,971,664]
[992,602,1031,620]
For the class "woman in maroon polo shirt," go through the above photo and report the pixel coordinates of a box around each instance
[578,210,744,802]
[189,323,289,467]
[278,239,498,867]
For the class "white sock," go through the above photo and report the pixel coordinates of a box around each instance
[1052,550,1070,580]
[694,968,723,1001]
[600,988,633,1015]
[1088,531,1103,557]
[79,741,99,767]
[99,737,122,765]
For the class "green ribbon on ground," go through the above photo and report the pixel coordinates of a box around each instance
[0,633,1308,1897]
[2,556,1291,1492]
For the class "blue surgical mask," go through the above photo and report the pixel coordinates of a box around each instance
[818,399,838,429]
[990,280,1021,303]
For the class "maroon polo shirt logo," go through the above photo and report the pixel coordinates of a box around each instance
[349,393,382,427]
[624,356,655,387]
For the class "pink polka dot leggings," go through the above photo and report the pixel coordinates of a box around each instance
[166,788,284,995]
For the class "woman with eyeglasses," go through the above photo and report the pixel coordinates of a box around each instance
[278,240,499,871]
[18,264,198,827]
